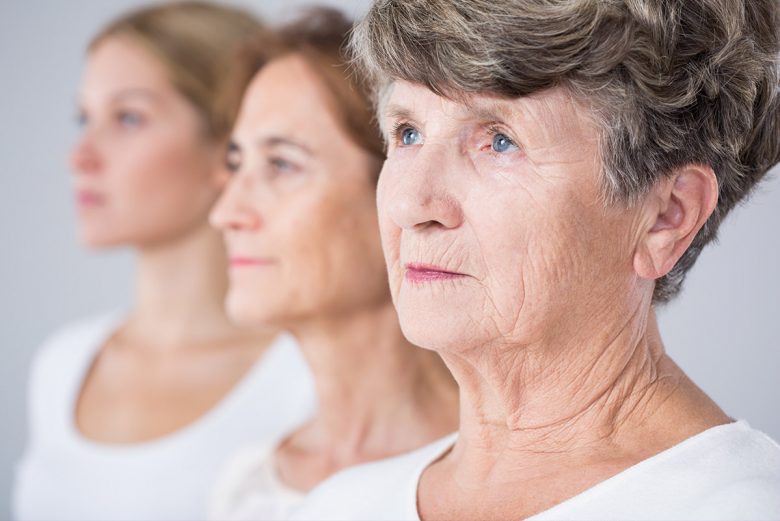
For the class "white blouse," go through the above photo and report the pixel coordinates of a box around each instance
[13,312,316,521]
[291,421,780,521]
[208,440,305,521]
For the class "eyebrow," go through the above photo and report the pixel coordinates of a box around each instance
[257,136,314,156]
[382,104,416,122]
[382,99,520,128]
[111,89,162,104]
[470,99,521,125]
[379,104,417,137]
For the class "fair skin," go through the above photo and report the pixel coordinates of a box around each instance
[210,55,459,490]
[378,80,729,520]
[71,36,274,443]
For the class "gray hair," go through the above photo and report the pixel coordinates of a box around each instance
[351,0,780,303]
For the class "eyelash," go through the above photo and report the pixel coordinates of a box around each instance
[390,121,519,152]
[390,120,416,145]
[485,124,519,152]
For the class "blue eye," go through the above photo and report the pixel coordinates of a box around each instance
[118,110,143,128]
[492,133,517,153]
[401,127,422,146]
[269,157,297,174]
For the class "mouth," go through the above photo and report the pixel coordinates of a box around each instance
[76,190,105,207]
[229,256,276,268]
[404,262,468,282]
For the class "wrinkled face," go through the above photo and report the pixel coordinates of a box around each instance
[211,55,388,326]
[71,36,224,248]
[377,81,644,352]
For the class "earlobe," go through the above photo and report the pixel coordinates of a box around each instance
[633,165,718,281]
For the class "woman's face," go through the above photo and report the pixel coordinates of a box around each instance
[377,81,648,352]
[210,55,388,326]
[71,36,225,248]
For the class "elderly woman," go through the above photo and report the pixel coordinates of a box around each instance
[291,0,780,520]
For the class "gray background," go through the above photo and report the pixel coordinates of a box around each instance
[0,1,778,519]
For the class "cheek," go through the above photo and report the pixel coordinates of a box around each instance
[111,135,219,231]
[377,166,404,297]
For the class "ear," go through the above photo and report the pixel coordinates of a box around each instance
[633,164,719,280]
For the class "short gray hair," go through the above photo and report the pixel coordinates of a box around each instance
[351,0,780,302]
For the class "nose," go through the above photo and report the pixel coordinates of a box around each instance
[381,144,464,231]
[209,171,263,232]
[69,133,102,175]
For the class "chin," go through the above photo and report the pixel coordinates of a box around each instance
[226,292,285,327]
[77,228,127,249]
[397,308,471,353]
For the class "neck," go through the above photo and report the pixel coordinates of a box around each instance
[127,224,235,347]
[444,296,682,460]
[291,301,458,459]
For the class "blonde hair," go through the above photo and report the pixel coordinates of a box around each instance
[90,1,265,142]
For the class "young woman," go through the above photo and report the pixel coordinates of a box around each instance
[207,9,459,520]
[13,4,314,520]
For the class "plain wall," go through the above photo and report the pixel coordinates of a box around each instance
[0,1,778,519]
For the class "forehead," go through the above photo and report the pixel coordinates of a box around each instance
[382,80,597,141]
[82,37,172,100]
[233,55,343,140]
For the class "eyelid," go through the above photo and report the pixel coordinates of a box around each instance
[268,155,301,174]
[389,120,422,145]
[485,124,521,152]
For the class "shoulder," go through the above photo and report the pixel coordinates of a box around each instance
[553,421,780,520]
[21,311,123,442]
[28,311,123,386]
[684,422,780,519]
[31,312,123,370]
[263,333,310,375]
[290,433,457,521]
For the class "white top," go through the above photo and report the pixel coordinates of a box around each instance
[13,312,317,521]
[208,440,305,521]
[291,421,780,521]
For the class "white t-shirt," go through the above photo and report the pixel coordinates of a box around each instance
[13,312,317,521]
[291,421,780,521]
[208,440,305,521]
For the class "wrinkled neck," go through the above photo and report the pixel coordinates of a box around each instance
[443,299,669,458]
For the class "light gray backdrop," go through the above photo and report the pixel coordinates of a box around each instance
[0,1,778,519]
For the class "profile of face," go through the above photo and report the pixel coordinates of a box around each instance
[377,81,652,352]
[210,55,388,326]
[70,36,225,248]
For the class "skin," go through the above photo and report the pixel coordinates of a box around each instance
[210,55,459,491]
[377,80,729,520]
[71,36,274,443]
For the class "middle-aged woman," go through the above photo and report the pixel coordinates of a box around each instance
[292,0,780,520]
[207,8,459,521]
[13,3,315,521]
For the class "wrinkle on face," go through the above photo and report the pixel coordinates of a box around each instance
[378,81,648,361]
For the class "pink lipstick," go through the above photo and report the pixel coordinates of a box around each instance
[230,257,275,268]
[405,263,467,282]
[77,190,105,207]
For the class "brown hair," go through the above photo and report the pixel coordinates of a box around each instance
[351,0,780,302]
[90,1,265,142]
[226,7,385,163]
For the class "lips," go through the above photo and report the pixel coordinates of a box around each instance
[404,262,467,282]
[229,256,275,268]
[76,190,105,207]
